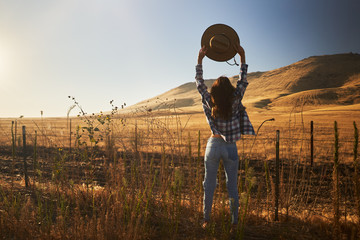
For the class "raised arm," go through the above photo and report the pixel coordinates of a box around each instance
[234,43,246,64]
[198,45,207,65]
[233,43,249,100]
[195,47,210,99]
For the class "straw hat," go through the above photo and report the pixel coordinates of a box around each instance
[201,24,240,62]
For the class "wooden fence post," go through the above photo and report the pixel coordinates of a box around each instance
[15,120,17,148]
[11,121,16,183]
[69,118,72,153]
[275,130,280,221]
[11,121,15,157]
[22,126,29,188]
[135,121,138,155]
[197,130,201,192]
[333,121,340,238]
[310,120,314,167]
[33,130,37,181]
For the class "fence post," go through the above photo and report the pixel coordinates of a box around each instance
[197,130,201,192]
[15,120,17,148]
[275,130,280,221]
[310,120,314,167]
[33,130,37,182]
[11,121,15,157]
[134,121,138,155]
[69,118,72,153]
[11,121,16,184]
[197,130,201,162]
[333,121,340,238]
[22,126,29,188]
[353,121,360,240]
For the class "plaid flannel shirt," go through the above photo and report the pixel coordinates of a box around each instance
[195,63,255,143]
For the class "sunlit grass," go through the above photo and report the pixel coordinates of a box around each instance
[0,101,359,239]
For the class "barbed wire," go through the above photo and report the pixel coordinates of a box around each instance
[0,119,358,147]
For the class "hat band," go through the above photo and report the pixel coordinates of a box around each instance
[210,34,230,53]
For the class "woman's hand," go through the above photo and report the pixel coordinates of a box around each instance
[234,42,246,64]
[198,46,207,65]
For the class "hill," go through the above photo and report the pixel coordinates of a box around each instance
[125,53,360,113]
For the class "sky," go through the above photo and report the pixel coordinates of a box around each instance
[0,0,359,118]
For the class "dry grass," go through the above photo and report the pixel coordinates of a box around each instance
[0,104,359,239]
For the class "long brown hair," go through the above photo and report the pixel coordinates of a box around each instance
[210,76,235,120]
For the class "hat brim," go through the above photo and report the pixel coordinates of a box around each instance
[201,24,240,62]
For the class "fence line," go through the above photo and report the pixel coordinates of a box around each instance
[1,130,358,143]
[0,120,359,164]
[1,120,359,233]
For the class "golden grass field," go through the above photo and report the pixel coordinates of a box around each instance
[0,53,360,239]
[0,103,359,239]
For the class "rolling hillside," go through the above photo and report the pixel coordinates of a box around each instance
[126,53,360,113]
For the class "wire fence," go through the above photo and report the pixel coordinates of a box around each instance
[0,117,358,165]
[0,116,359,230]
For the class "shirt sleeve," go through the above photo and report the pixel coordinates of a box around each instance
[195,64,212,109]
[234,63,249,100]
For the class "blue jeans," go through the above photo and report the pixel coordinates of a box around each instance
[203,137,239,224]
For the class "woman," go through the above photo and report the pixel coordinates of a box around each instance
[195,43,255,228]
